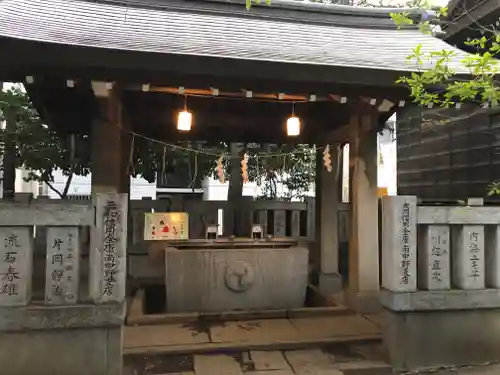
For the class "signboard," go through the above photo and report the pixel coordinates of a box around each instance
[144,212,189,241]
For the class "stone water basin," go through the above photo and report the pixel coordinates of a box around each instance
[164,239,309,313]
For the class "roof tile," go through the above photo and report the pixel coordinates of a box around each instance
[0,0,472,73]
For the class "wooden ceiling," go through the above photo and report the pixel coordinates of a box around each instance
[26,78,393,143]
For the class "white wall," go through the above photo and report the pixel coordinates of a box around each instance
[45,170,157,200]
[378,126,397,196]
[202,178,259,201]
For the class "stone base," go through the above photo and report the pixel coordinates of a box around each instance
[384,308,500,372]
[0,304,125,375]
[346,291,382,314]
[0,326,122,375]
[318,272,343,297]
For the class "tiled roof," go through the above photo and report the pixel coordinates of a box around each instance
[0,0,472,74]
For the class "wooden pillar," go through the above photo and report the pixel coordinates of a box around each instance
[347,114,380,313]
[119,118,132,195]
[315,144,343,296]
[224,143,250,237]
[91,83,122,195]
[120,118,133,248]
[89,82,128,305]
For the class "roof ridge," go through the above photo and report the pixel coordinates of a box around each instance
[90,0,429,29]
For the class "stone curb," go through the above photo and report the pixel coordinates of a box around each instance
[127,304,353,326]
[123,334,382,356]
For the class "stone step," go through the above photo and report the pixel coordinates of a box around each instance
[123,334,382,356]
[124,314,382,357]
[123,344,391,375]
[127,302,354,326]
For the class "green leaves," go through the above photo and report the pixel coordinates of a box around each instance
[390,12,413,29]
[436,6,447,17]
[388,2,500,196]
[246,0,271,10]
[390,0,500,110]
[488,182,500,196]
[407,44,424,65]
[0,86,91,197]
[394,33,500,109]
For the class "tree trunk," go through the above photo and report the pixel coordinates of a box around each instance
[2,103,16,200]
[61,134,76,199]
[224,143,244,236]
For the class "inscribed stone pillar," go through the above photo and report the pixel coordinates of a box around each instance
[381,196,417,292]
[347,115,380,312]
[89,83,129,304]
[0,227,33,306]
[452,225,485,290]
[315,144,343,295]
[45,227,80,305]
[418,225,451,290]
[90,193,128,303]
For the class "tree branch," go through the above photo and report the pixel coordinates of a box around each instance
[45,180,63,199]
[28,172,65,199]
[61,171,74,199]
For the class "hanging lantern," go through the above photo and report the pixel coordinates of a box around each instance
[286,116,301,136]
[177,110,192,131]
[177,95,192,131]
[286,102,301,136]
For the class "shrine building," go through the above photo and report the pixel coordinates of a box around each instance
[2,0,499,374]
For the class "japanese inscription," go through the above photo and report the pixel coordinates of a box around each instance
[45,227,80,305]
[103,200,120,298]
[400,202,412,285]
[453,225,485,290]
[90,193,128,303]
[381,196,417,292]
[469,231,481,280]
[420,226,450,290]
[0,227,32,306]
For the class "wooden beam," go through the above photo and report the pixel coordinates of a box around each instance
[0,202,92,226]
[0,38,411,99]
[445,0,498,38]
[418,206,500,225]
[131,86,311,102]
